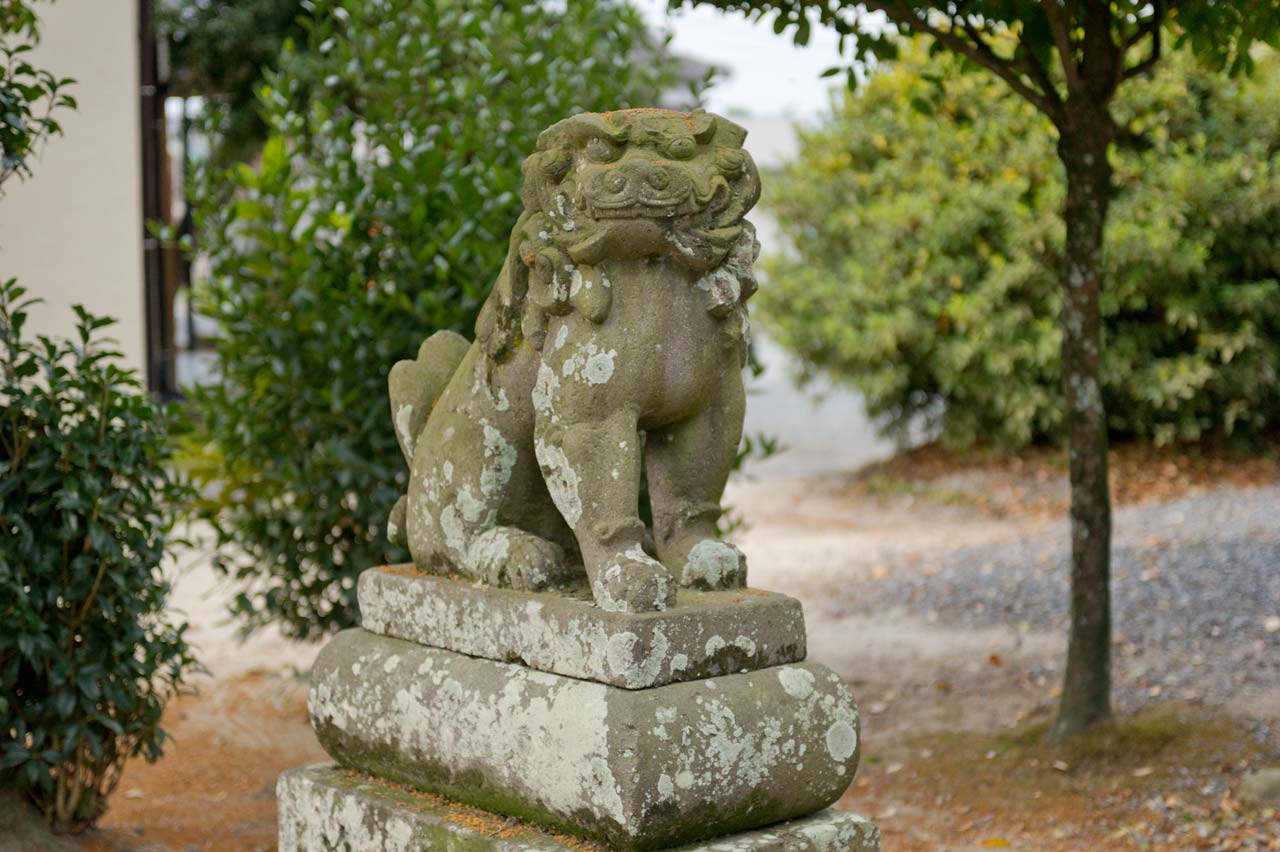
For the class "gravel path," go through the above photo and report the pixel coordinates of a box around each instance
[812,485,1280,714]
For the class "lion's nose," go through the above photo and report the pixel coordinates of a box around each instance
[646,168,672,191]
[605,173,628,193]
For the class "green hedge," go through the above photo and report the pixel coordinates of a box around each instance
[761,42,1280,448]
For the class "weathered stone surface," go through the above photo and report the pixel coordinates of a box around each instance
[359,566,805,688]
[278,764,880,852]
[309,630,860,851]
[385,109,765,614]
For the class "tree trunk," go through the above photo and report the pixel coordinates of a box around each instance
[1049,109,1114,743]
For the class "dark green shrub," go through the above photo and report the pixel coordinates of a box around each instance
[762,43,1280,448]
[0,280,198,833]
[186,0,694,639]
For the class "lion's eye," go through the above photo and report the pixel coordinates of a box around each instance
[542,149,571,181]
[585,137,620,163]
[666,136,696,160]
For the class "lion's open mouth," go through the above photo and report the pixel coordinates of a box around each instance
[587,192,694,219]
[591,207,675,219]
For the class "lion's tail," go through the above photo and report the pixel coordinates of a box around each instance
[388,330,469,466]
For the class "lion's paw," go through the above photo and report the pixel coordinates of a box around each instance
[467,527,570,592]
[591,545,677,613]
[677,539,747,591]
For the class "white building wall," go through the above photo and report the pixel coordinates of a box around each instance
[0,0,145,373]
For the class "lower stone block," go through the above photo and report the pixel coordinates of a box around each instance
[309,629,861,850]
[278,764,881,851]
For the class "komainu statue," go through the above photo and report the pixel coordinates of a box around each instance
[284,108,877,852]
[385,108,760,613]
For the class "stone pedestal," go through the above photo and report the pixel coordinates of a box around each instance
[359,567,807,689]
[279,568,880,851]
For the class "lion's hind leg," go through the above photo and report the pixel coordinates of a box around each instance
[406,349,573,590]
[410,453,571,590]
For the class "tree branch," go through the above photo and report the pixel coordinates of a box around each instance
[1079,0,1124,101]
[864,0,1064,121]
[1025,55,1062,107]
[1043,1,1083,93]
[1123,1,1165,81]
[1124,16,1159,49]
[960,15,1063,110]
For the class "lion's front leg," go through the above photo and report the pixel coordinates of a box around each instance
[646,372,748,591]
[532,366,674,612]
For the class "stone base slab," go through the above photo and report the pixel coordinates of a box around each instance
[359,566,806,689]
[279,764,880,851]
[310,629,860,850]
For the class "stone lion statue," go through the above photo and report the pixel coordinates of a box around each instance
[385,108,761,613]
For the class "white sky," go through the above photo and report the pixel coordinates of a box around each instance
[633,1,848,120]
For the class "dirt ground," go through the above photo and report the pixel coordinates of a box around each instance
[70,443,1280,852]
[77,674,320,852]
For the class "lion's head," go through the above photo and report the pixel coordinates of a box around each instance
[523,109,760,267]
[476,109,760,359]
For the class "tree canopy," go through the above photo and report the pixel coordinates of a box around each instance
[762,42,1280,449]
[684,1,1278,123]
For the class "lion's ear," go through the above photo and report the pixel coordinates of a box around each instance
[690,111,718,143]
[567,112,627,144]
[527,246,572,317]
[707,114,748,149]
[537,112,625,151]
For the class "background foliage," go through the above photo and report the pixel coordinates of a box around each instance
[762,42,1280,448]
[0,281,197,833]
[187,0,692,640]
[158,0,308,163]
